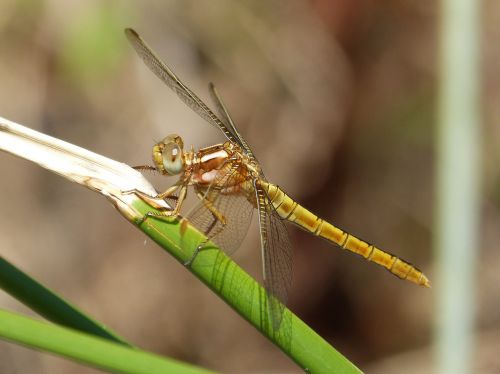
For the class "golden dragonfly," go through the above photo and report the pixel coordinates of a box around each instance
[125,28,430,327]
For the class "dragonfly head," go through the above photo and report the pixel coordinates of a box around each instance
[153,134,185,176]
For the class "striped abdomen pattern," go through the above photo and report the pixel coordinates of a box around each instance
[260,181,430,287]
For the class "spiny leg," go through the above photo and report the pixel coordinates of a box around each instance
[123,183,187,225]
[184,192,227,266]
[138,185,188,225]
[196,192,227,226]
[122,183,181,209]
[184,214,218,266]
[133,165,157,172]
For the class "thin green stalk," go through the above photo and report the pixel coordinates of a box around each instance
[0,309,215,374]
[0,256,130,346]
[128,199,361,374]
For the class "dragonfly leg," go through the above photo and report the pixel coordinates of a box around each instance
[183,217,218,266]
[133,165,157,172]
[122,183,180,209]
[196,192,227,226]
[136,185,187,225]
[184,193,227,266]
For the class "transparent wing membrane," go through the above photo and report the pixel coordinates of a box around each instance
[256,184,293,329]
[208,83,256,159]
[185,162,253,256]
[125,29,242,146]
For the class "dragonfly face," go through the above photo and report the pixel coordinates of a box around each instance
[152,134,185,176]
[125,28,430,330]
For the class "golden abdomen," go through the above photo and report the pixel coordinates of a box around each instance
[259,180,430,287]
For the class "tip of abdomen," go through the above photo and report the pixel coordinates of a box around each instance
[420,273,431,288]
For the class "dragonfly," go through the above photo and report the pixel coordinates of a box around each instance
[124,28,430,328]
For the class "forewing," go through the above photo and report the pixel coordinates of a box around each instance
[125,28,240,144]
[208,83,256,160]
[255,184,293,329]
[185,162,254,256]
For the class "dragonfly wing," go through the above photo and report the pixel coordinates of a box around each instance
[185,161,254,256]
[255,182,293,329]
[208,83,256,159]
[125,28,241,144]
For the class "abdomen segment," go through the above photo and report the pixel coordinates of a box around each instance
[260,181,430,287]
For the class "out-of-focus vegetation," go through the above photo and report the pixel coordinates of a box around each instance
[0,1,498,373]
[435,1,480,374]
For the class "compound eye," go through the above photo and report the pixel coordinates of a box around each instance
[162,142,184,175]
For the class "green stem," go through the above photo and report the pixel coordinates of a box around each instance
[0,256,130,346]
[0,309,215,374]
[130,199,361,374]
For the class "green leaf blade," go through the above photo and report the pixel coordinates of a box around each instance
[131,200,362,374]
[0,309,216,374]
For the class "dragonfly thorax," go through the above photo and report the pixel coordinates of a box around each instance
[222,141,262,178]
[184,141,258,187]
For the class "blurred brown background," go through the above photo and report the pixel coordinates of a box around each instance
[0,1,498,373]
